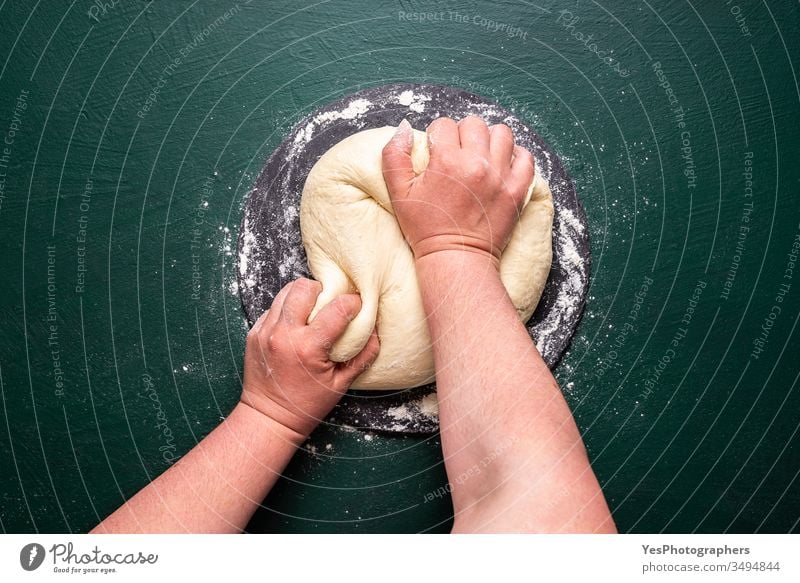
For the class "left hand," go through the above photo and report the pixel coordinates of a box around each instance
[241,278,380,438]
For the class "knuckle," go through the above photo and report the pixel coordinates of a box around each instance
[499,182,516,199]
[465,158,489,181]
[296,341,317,363]
[266,333,282,352]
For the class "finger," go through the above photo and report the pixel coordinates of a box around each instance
[426,117,460,157]
[337,329,380,387]
[308,293,362,347]
[508,145,536,206]
[258,281,295,331]
[488,124,515,169]
[458,115,490,157]
[280,278,322,326]
[382,119,416,198]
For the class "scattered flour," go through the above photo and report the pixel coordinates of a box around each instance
[532,177,588,359]
[387,392,440,424]
[238,216,260,289]
[290,98,373,156]
[397,90,431,113]
[558,206,586,235]
[315,98,371,122]
[238,218,254,277]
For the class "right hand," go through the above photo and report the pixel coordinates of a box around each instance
[381,116,535,266]
[241,278,379,438]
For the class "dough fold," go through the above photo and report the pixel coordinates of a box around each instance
[300,125,553,389]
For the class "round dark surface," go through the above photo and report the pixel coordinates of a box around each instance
[238,82,590,433]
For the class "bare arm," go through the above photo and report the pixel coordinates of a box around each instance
[383,117,615,533]
[416,252,615,532]
[92,279,378,533]
[91,402,303,533]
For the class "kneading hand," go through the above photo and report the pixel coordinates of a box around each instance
[241,278,380,438]
[381,116,535,265]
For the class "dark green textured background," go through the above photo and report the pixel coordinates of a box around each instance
[1,0,798,533]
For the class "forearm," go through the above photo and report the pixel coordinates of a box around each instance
[417,251,615,532]
[92,402,304,533]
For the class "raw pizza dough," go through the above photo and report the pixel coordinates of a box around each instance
[300,125,554,390]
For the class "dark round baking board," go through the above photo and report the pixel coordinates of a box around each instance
[237,83,590,435]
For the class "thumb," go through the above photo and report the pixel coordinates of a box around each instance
[382,119,415,198]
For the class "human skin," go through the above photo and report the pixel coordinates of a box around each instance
[93,116,614,534]
[382,116,616,533]
[92,279,379,533]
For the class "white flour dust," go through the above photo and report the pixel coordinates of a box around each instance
[238,216,259,290]
[238,85,589,386]
[533,176,588,358]
[290,98,373,158]
[397,90,431,113]
[386,392,440,431]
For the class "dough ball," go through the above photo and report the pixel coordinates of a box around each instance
[299,125,553,390]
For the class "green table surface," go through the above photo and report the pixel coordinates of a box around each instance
[1,0,798,533]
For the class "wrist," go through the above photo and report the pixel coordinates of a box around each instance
[412,234,501,268]
[415,247,501,274]
[234,399,308,446]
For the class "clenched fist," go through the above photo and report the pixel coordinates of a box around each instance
[381,116,535,266]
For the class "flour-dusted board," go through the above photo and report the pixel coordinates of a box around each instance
[237,83,590,433]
